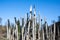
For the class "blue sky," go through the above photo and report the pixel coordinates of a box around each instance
[0,0,60,25]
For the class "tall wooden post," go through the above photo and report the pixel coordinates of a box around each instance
[7,19,10,40]
[22,18,24,40]
[46,22,48,40]
[27,21,30,40]
[16,23,18,40]
[22,27,24,40]
[13,29,14,40]
[33,5,36,40]
[51,26,52,40]
[54,22,56,40]
[42,22,45,40]
[7,19,9,39]
[49,27,50,40]
[33,17,35,40]
[38,11,41,40]
[43,28,45,40]
[30,5,33,40]
[44,17,48,40]
[9,27,11,40]
[23,18,26,40]
[14,17,18,40]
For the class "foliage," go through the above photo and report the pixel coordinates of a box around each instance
[17,19,21,33]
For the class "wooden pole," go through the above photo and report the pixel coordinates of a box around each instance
[54,22,56,40]
[38,11,41,40]
[51,26,52,40]
[33,17,35,40]
[22,27,24,40]
[42,27,45,40]
[13,29,14,40]
[46,22,48,40]
[42,17,46,40]
[16,23,18,40]
[33,5,36,40]
[44,17,48,40]
[22,18,24,40]
[7,20,9,39]
[27,21,30,40]
[9,29,11,40]
[7,19,10,40]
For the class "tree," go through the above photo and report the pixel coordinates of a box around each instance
[0,17,2,25]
